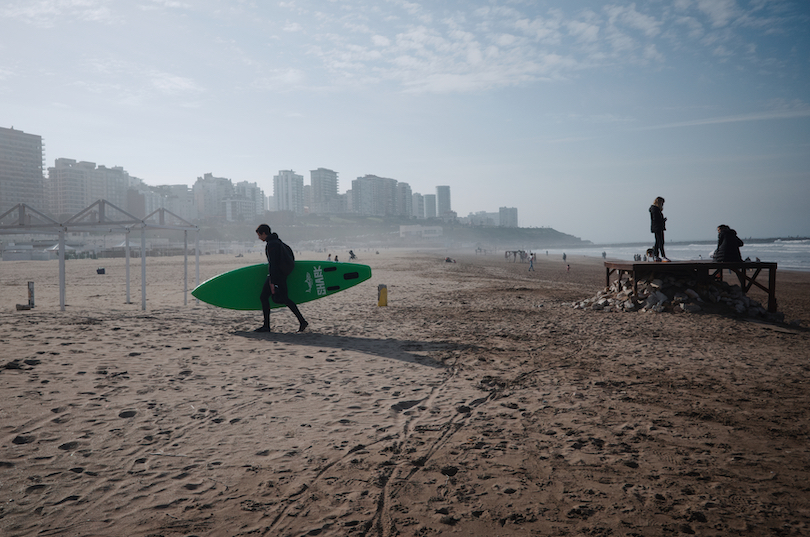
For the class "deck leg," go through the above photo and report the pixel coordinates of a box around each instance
[768,267,777,313]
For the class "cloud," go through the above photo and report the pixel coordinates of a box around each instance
[149,71,203,95]
[15,0,781,99]
[514,15,563,45]
[138,0,191,11]
[604,4,662,37]
[372,35,390,47]
[639,105,810,130]
[70,56,204,104]
[567,20,600,43]
[252,69,307,91]
[0,0,117,27]
[643,43,665,62]
[695,0,739,28]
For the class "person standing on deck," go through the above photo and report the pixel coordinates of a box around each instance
[649,197,669,262]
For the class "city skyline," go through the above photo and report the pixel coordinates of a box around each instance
[2,1,808,242]
[5,126,499,226]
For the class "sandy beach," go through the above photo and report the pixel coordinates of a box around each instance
[1,249,809,536]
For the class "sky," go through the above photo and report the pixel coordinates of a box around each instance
[2,0,809,244]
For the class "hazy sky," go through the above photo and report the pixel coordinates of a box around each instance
[2,0,809,244]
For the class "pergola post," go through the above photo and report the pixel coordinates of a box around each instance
[141,227,146,311]
[59,228,66,311]
[184,230,188,305]
[195,231,200,302]
[125,229,131,304]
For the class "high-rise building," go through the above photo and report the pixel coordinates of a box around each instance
[0,126,45,214]
[412,192,424,219]
[47,159,91,218]
[436,185,451,217]
[396,182,413,217]
[467,211,498,226]
[193,173,234,220]
[153,184,197,222]
[499,206,518,228]
[92,165,130,209]
[424,194,437,218]
[310,168,339,213]
[273,170,305,214]
[230,181,265,221]
[46,159,130,218]
[351,175,397,216]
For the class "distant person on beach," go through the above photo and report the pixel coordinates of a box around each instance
[712,225,744,262]
[649,197,668,261]
[327,254,332,262]
[255,224,308,333]
[529,253,535,271]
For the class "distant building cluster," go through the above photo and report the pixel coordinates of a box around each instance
[465,207,519,228]
[1,125,516,226]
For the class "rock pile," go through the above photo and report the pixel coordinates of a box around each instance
[569,273,786,323]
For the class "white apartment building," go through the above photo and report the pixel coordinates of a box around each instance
[310,168,339,213]
[424,194,437,218]
[499,206,519,228]
[396,182,413,217]
[274,170,305,214]
[46,159,130,218]
[436,185,451,217]
[351,175,397,216]
[412,192,425,219]
[0,126,45,215]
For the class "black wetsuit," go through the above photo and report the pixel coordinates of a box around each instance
[259,234,306,330]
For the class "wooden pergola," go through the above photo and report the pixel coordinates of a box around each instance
[605,260,778,312]
[0,201,199,311]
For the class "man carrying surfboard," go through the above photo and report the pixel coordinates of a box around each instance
[255,224,308,333]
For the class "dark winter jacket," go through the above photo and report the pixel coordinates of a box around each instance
[649,205,666,233]
[713,228,744,262]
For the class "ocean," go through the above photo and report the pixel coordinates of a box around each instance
[540,238,810,272]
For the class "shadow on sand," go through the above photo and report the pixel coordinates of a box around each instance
[233,330,454,367]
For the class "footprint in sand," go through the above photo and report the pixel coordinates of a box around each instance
[391,400,421,412]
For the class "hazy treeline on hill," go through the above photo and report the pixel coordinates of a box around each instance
[168,214,589,250]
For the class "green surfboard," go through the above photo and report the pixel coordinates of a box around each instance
[192,261,372,310]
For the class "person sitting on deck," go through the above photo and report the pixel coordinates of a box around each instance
[712,224,745,288]
[712,225,744,262]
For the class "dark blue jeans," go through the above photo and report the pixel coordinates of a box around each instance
[653,230,665,259]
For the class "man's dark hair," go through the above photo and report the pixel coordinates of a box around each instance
[256,224,271,235]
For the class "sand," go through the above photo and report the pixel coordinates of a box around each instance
[1,249,809,536]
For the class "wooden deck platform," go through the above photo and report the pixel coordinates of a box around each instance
[604,260,778,312]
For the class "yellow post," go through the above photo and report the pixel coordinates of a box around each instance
[378,284,388,307]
